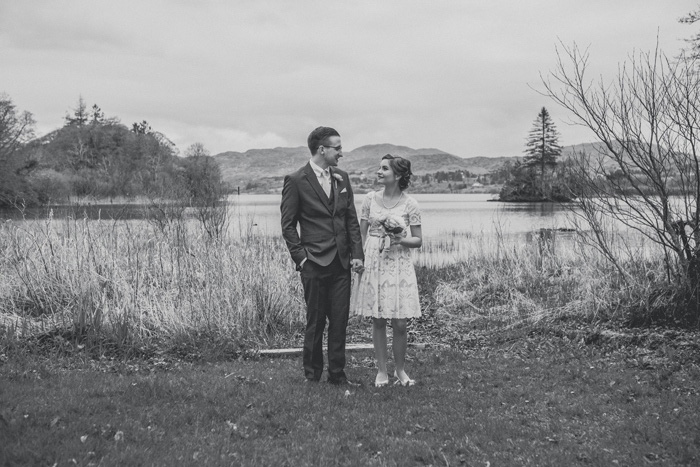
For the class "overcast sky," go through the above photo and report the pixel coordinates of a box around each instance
[1,1,697,158]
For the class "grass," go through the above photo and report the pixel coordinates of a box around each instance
[2,330,699,466]
[2,214,700,464]
[1,213,687,348]
[0,215,306,351]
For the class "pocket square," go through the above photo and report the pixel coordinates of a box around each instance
[340,188,347,194]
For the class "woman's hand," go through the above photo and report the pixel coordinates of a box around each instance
[389,230,407,246]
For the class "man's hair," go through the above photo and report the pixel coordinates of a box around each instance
[382,154,412,190]
[307,126,340,155]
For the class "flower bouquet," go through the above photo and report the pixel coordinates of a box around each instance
[378,214,406,252]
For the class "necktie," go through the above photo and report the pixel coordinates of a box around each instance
[322,169,331,197]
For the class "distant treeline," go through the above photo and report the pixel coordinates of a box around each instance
[0,95,227,207]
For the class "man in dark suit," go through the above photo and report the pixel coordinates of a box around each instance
[280,126,364,385]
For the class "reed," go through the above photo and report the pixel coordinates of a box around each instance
[0,213,304,352]
[0,213,681,355]
[416,230,674,328]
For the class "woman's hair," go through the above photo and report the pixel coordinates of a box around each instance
[381,154,412,191]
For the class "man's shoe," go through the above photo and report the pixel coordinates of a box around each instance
[327,377,347,386]
[328,377,360,387]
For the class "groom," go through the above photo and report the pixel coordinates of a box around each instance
[280,126,364,385]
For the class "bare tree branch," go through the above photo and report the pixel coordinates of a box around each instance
[543,42,700,286]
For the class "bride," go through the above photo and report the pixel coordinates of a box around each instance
[351,154,422,387]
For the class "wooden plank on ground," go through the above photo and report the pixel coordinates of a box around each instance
[258,343,426,356]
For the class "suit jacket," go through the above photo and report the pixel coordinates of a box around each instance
[280,163,364,270]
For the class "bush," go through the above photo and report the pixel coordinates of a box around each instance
[28,169,71,204]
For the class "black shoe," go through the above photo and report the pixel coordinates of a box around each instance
[328,377,360,387]
[327,377,347,386]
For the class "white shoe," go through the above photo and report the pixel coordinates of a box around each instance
[394,370,415,387]
[374,372,389,387]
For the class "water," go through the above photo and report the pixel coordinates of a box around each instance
[0,203,152,221]
[0,194,606,267]
[232,193,575,239]
[0,193,575,238]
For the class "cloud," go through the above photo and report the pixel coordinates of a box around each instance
[0,0,696,158]
[0,1,128,53]
[164,123,290,155]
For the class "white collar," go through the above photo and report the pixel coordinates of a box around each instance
[309,159,329,177]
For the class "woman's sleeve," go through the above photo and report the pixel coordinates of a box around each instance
[360,192,373,220]
[407,197,421,225]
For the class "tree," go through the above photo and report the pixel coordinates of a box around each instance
[127,122,177,187]
[182,143,229,239]
[0,93,35,162]
[184,142,210,158]
[498,160,539,201]
[65,96,88,126]
[543,42,700,322]
[0,93,36,204]
[523,107,562,197]
[132,120,152,135]
[90,104,104,125]
[680,5,700,58]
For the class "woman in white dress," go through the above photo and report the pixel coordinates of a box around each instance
[352,155,422,387]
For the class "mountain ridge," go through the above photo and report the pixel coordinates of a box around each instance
[214,142,604,187]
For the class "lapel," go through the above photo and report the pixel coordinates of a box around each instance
[329,168,340,215]
[303,163,334,215]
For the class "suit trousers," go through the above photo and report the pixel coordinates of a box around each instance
[300,254,351,381]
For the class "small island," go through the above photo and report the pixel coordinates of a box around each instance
[497,107,574,203]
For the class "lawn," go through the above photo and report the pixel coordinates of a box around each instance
[2,214,700,465]
[2,328,699,466]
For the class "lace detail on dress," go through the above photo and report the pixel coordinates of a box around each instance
[351,190,422,319]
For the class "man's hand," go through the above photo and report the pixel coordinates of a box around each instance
[351,259,364,273]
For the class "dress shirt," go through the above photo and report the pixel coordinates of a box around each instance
[309,159,331,197]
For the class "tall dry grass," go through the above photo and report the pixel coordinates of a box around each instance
[0,213,681,354]
[417,229,676,329]
[0,212,304,350]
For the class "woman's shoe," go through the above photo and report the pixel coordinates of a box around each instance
[394,370,415,387]
[374,372,389,387]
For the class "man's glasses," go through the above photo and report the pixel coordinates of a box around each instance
[323,144,342,151]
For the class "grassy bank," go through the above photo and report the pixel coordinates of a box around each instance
[2,330,699,466]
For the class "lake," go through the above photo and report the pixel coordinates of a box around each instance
[0,194,619,267]
[0,194,574,238]
[232,193,575,239]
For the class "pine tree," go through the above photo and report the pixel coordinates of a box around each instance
[65,96,89,126]
[132,120,152,135]
[523,107,561,197]
[90,104,105,125]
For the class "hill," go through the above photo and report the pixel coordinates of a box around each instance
[213,143,524,187]
[214,147,309,186]
[212,142,614,191]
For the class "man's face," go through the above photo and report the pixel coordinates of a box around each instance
[318,136,343,168]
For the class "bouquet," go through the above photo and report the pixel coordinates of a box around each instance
[378,214,407,252]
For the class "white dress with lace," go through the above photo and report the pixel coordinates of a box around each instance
[350,190,422,319]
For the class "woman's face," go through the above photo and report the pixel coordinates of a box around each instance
[376,159,397,186]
